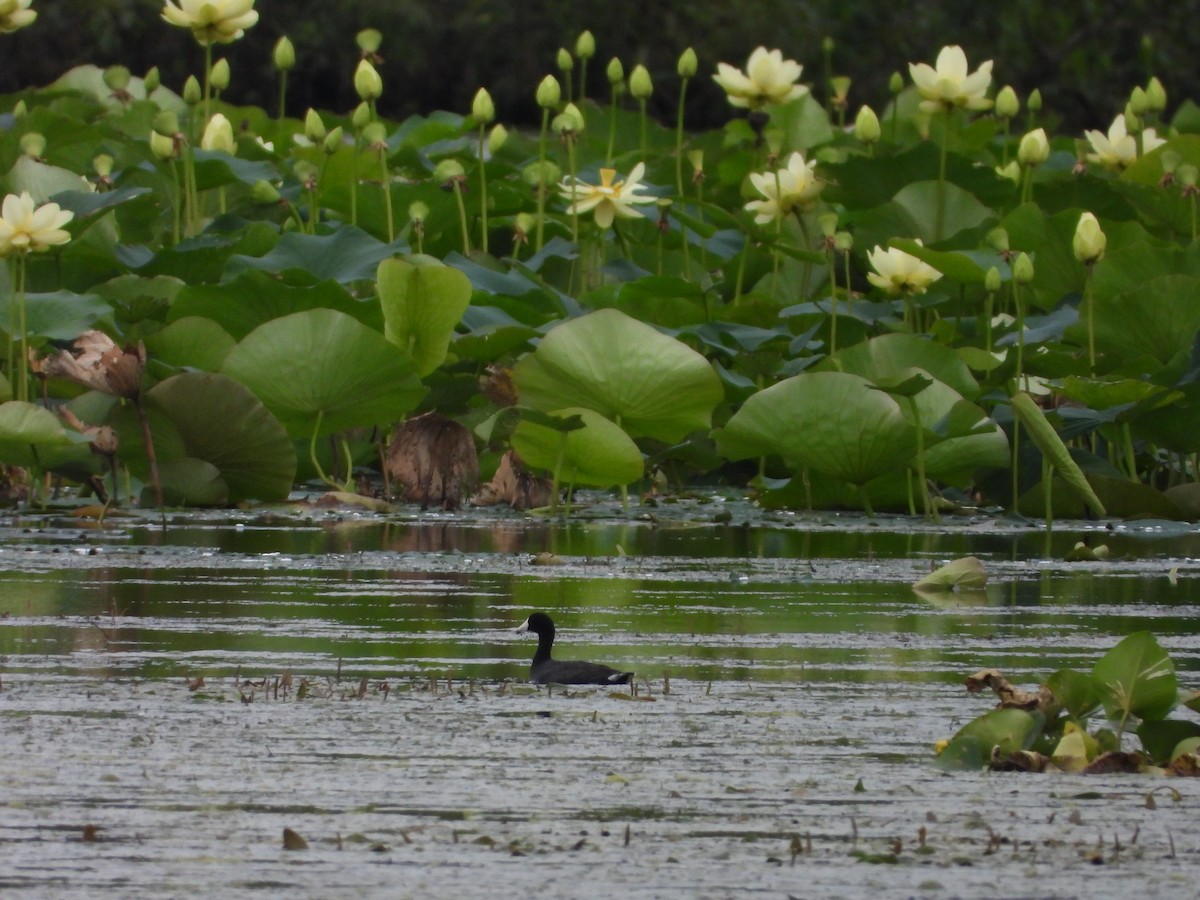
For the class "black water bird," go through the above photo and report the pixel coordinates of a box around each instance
[515,612,634,686]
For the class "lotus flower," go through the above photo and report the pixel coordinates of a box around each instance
[0,0,36,33]
[908,45,993,113]
[866,241,943,295]
[162,0,258,45]
[0,191,73,256]
[745,151,823,223]
[558,163,656,229]
[713,47,807,110]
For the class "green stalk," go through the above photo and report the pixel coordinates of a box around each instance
[379,149,394,243]
[13,255,27,403]
[936,108,949,243]
[477,124,489,254]
[452,180,472,255]
[1084,262,1096,372]
[607,92,619,164]
[827,248,838,355]
[202,43,213,133]
[675,77,689,198]
[638,97,648,159]
[536,108,551,251]
[277,69,288,121]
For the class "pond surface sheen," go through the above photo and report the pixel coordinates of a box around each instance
[1,499,1199,898]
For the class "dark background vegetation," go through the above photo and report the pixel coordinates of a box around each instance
[5,0,1195,131]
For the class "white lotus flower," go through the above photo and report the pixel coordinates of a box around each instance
[713,47,807,110]
[908,45,993,114]
[866,241,943,295]
[558,163,656,229]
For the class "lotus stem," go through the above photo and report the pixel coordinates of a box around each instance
[277,69,288,121]
[477,124,489,254]
[1042,454,1054,553]
[452,180,471,256]
[1123,422,1139,482]
[675,77,689,199]
[379,150,394,243]
[137,396,164,509]
[350,133,359,226]
[1084,262,1097,373]
[638,97,648,160]
[907,395,936,521]
[826,248,839,355]
[936,109,949,243]
[857,483,875,517]
[1011,416,1022,512]
[11,255,27,403]
[536,108,551,251]
[203,43,213,134]
[606,92,618,165]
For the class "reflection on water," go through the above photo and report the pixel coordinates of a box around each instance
[2,513,1198,687]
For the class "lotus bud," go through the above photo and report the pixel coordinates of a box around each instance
[536,74,561,109]
[487,123,508,155]
[1027,88,1043,113]
[1160,149,1181,176]
[575,30,595,61]
[201,113,235,154]
[435,160,467,190]
[1178,164,1198,189]
[362,122,387,149]
[818,212,838,238]
[143,67,161,94]
[103,65,131,93]
[556,48,573,74]
[409,200,429,224]
[1146,76,1167,113]
[552,102,585,136]
[1128,86,1149,116]
[182,75,202,106]
[294,160,318,189]
[12,99,27,120]
[1017,128,1049,167]
[1072,212,1106,264]
[888,71,904,95]
[323,125,344,154]
[995,85,1019,120]
[995,160,1020,184]
[472,87,495,125]
[515,212,536,238]
[209,58,230,92]
[986,227,1010,252]
[854,105,880,143]
[522,159,561,187]
[1123,110,1142,135]
[273,36,296,72]
[93,153,115,179]
[606,57,625,86]
[629,64,653,100]
[822,36,835,54]
[251,180,281,204]
[985,266,1002,292]
[149,130,178,160]
[1012,252,1034,285]
[687,149,704,180]
[355,60,383,102]
[833,231,853,252]
[677,47,697,79]
[153,110,180,136]
[357,28,382,55]
[304,109,326,142]
[352,101,372,130]
[830,76,851,108]
[20,132,45,159]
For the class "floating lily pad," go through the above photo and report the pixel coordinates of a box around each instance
[221,308,425,437]
[513,309,723,443]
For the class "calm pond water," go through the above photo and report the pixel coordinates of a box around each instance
[1,497,1199,898]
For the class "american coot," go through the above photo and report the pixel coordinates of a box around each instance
[515,612,634,685]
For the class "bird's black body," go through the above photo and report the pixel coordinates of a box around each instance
[515,612,634,686]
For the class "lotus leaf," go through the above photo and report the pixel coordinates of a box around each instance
[511,406,644,489]
[513,308,723,443]
[378,257,472,377]
[1092,631,1176,730]
[220,308,425,437]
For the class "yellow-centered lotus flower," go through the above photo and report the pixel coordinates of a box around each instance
[0,191,74,256]
[908,45,993,113]
[713,47,807,110]
[745,151,823,223]
[0,0,36,33]
[1084,115,1138,169]
[162,0,258,45]
[558,163,656,229]
[866,241,943,295]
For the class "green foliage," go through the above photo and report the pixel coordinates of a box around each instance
[939,632,1197,772]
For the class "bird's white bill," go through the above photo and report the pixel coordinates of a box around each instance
[514,617,530,634]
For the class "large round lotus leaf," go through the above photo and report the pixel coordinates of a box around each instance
[512,308,723,443]
[378,257,472,377]
[889,179,995,244]
[144,316,236,372]
[225,225,404,283]
[0,291,114,343]
[511,407,643,488]
[0,401,83,466]
[714,371,918,485]
[220,309,425,437]
[1092,631,1177,724]
[168,272,377,340]
[830,334,980,399]
[1089,274,1200,369]
[111,372,296,503]
[152,458,230,506]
